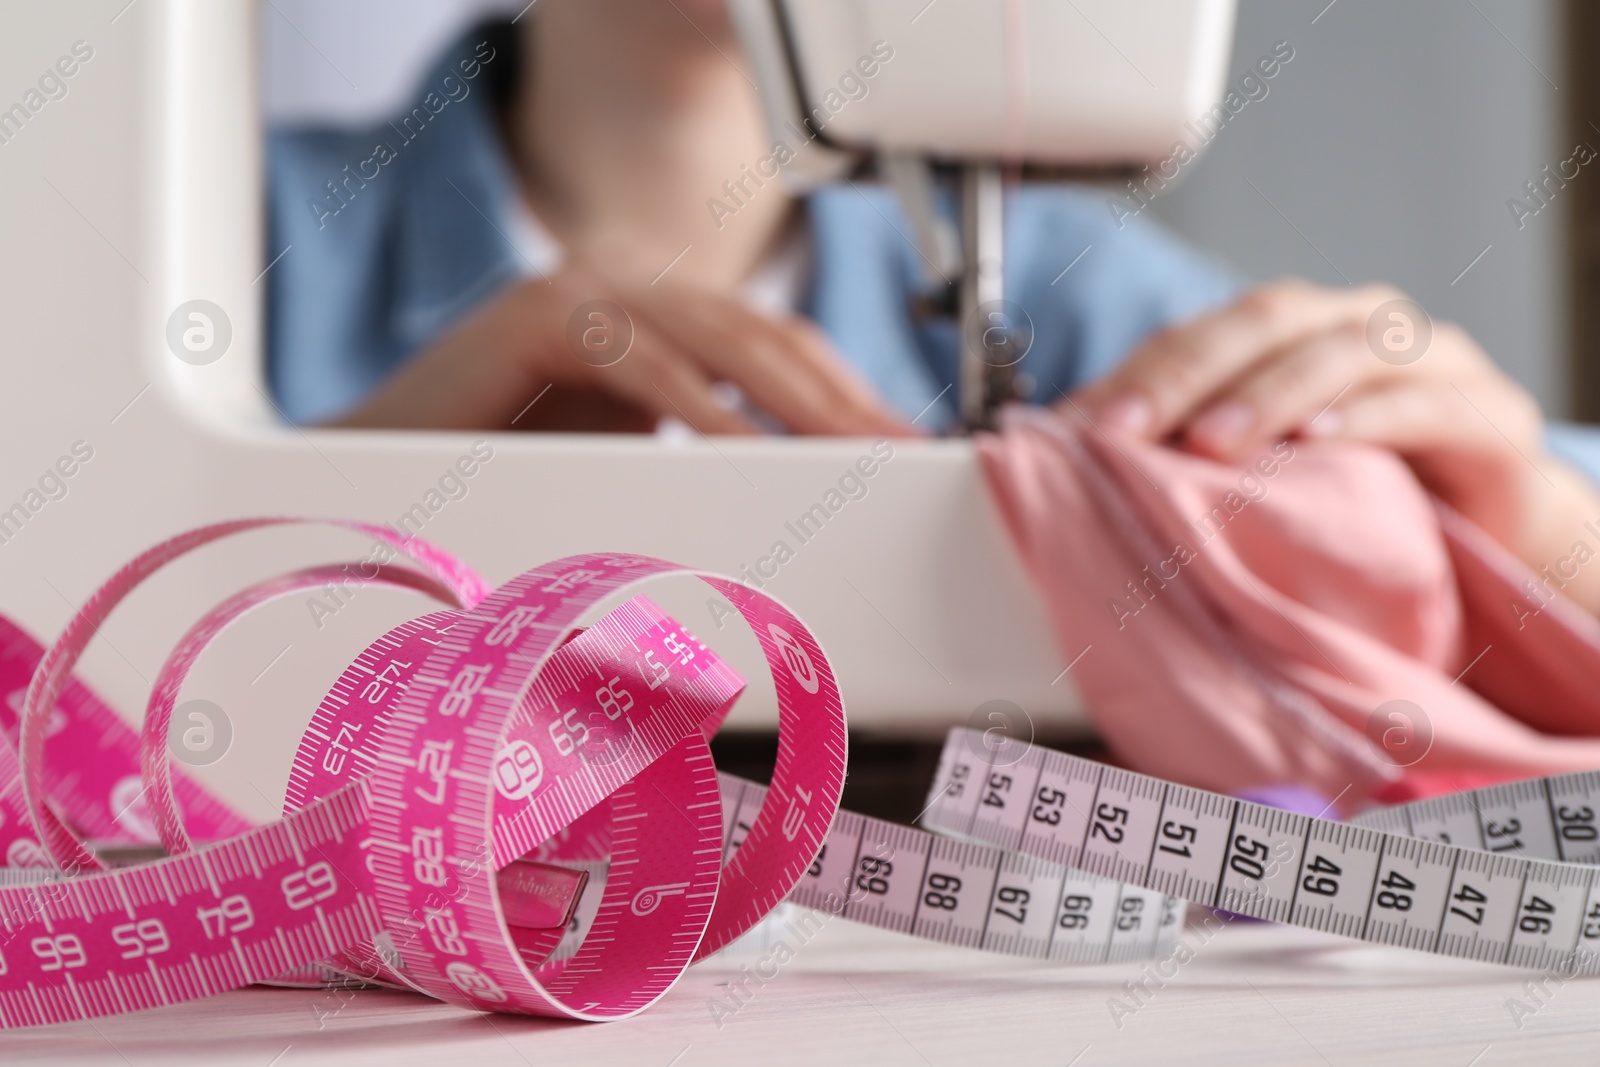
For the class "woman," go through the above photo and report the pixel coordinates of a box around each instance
[267,0,1600,615]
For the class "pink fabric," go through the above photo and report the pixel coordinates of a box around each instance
[978,407,1600,810]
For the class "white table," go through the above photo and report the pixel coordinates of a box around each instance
[1,918,1596,1066]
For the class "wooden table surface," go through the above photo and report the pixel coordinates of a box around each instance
[2,917,1596,1066]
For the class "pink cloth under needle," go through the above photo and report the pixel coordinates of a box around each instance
[977,406,1600,810]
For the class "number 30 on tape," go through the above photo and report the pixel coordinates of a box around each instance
[926,728,1600,972]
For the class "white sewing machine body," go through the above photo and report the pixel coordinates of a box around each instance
[731,0,1238,184]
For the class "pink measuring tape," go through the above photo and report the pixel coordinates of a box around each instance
[8,517,1595,1030]
[0,518,848,1026]
[0,518,1194,1030]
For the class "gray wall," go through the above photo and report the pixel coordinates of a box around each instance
[1150,0,1570,413]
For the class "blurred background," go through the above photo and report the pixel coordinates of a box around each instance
[257,0,1581,414]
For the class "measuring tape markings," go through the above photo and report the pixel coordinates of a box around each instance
[717,774,1183,965]
[927,727,1600,974]
[467,766,1189,970]
[284,603,715,994]
[0,617,252,865]
[1349,774,1600,966]
[281,572,755,1017]
[355,584,732,1018]
[355,559,847,1019]
[0,781,378,1027]
[0,520,848,1026]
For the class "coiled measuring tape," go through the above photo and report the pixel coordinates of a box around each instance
[926,728,1600,972]
[0,519,1180,1030]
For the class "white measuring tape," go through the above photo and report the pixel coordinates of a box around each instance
[719,774,1185,964]
[926,727,1600,971]
[535,773,1187,969]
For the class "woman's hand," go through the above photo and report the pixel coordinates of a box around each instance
[335,268,911,436]
[1065,279,1600,610]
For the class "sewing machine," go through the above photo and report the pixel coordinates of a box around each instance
[731,0,1238,429]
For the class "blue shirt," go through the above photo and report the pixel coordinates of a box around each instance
[267,24,1600,480]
